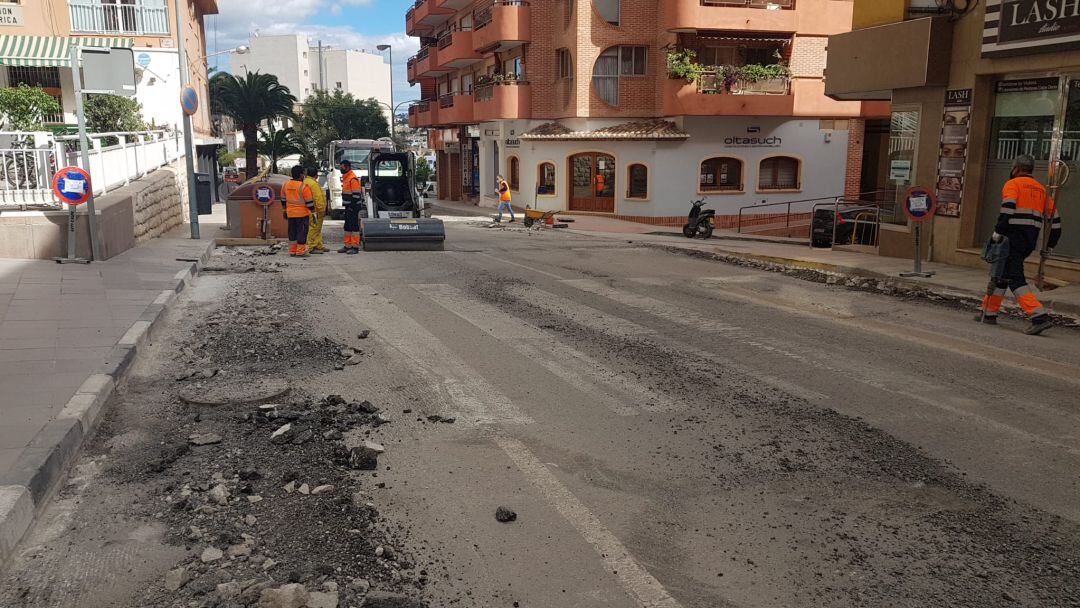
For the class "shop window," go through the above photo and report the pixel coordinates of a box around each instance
[593,0,619,25]
[758,156,800,191]
[508,156,520,191]
[699,157,743,192]
[627,164,647,199]
[538,162,556,195]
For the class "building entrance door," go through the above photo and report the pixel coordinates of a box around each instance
[569,152,615,212]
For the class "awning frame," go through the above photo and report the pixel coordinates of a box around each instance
[0,35,135,68]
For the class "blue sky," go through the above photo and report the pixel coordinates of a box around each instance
[208,0,420,102]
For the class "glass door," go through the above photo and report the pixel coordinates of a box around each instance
[569,153,615,212]
[1052,80,1080,259]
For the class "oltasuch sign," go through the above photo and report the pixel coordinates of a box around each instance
[984,0,1080,57]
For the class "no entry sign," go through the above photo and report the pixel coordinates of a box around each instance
[52,167,92,206]
[902,186,937,223]
[253,185,275,205]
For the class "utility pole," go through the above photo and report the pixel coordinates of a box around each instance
[175,0,200,239]
[68,44,102,261]
[377,44,394,138]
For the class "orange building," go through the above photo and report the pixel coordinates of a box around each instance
[407,0,887,226]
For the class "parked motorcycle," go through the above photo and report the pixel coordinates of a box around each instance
[682,198,714,239]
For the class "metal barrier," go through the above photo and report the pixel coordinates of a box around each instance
[0,129,182,209]
[736,195,840,236]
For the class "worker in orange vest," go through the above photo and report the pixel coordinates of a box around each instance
[280,165,315,257]
[595,173,606,196]
[496,174,515,223]
[339,159,364,254]
[977,154,1063,335]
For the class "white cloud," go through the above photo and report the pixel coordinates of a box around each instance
[207,0,421,101]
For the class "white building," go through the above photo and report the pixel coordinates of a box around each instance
[228,34,391,122]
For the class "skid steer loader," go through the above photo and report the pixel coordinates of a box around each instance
[360,151,446,251]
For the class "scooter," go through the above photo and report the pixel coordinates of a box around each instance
[682,198,714,239]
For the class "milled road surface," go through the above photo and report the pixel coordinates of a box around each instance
[3,214,1079,608]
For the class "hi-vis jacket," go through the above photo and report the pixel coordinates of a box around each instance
[342,170,364,206]
[280,179,314,218]
[996,175,1062,250]
[498,179,511,202]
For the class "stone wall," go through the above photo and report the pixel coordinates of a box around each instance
[131,164,186,244]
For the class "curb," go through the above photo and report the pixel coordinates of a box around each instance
[0,239,216,568]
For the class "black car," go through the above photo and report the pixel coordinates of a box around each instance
[811,205,880,248]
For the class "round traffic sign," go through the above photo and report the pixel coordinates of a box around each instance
[137,52,151,68]
[902,186,937,222]
[52,167,92,206]
[180,85,199,116]
[252,184,275,206]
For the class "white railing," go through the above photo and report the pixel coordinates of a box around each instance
[69,0,170,36]
[0,130,182,209]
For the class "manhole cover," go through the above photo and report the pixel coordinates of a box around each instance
[179,378,290,406]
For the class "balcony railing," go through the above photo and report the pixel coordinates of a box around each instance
[439,94,456,109]
[474,76,528,102]
[416,46,431,61]
[697,71,790,95]
[69,0,170,35]
[437,27,471,50]
[701,0,793,7]
[474,1,530,28]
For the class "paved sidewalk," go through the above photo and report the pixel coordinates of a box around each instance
[0,214,220,564]
[430,198,1080,319]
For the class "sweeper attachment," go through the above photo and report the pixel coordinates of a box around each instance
[361,151,445,251]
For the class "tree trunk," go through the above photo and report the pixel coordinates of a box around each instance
[244,125,259,180]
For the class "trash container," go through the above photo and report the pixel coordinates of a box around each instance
[195,172,213,215]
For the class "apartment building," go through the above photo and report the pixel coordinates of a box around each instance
[229,35,392,121]
[406,0,887,226]
[826,0,1080,282]
[0,0,218,142]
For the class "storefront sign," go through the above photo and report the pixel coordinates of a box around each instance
[935,88,973,217]
[984,1,1080,57]
[723,136,782,148]
[995,77,1059,93]
[890,160,912,183]
[504,138,521,148]
[0,5,23,26]
[444,142,461,153]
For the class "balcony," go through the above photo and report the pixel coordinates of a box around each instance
[407,56,417,84]
[826,17,953,101]
[663,0,797,33]
[69,0,170,35]
[408,100,439,129]
[411,45,450,79]
[474,80,531,122]
[409,0,454,32]
[436,29,482,70]
[662,75,794,116]
[473,1,531,53]
[437,93,475,125]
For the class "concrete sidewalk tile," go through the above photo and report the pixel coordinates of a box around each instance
[11,285,61,300]
[0,420,83,504]
[0,485,34,561]
[0,422,45,450]
[52,359,99,374]
[0,360,56,376]
[0,449,22,472]
[0,337,57,350]
[0,347,56,362]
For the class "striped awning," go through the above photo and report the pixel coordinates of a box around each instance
[0,36,134,67]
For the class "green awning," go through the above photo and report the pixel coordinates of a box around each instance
[0,36,134,67]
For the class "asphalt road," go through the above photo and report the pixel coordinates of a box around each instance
[3,217,1079,608]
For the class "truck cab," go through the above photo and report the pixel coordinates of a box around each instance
[324,138,395,219]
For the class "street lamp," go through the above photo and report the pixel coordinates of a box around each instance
[376,44,394,138]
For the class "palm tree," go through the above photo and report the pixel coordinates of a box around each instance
[211,72,297,179]
[257,125,302,174]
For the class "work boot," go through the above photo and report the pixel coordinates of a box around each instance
[346,248,359,255]
[310,248,326,254]
[337,246,350,253]
[973,313,998,325]
[1025,315,1054,335]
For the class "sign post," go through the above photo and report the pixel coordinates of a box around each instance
[253,184,275,241]
[900,186,937,278]
[52,167,93,264]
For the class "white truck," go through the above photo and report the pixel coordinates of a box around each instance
[324,138,395,219]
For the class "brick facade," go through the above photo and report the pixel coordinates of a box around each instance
[845,118,865,200]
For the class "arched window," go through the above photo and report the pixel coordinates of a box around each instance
[538,162,556,195]
[593,0,619,25]
[699,157,743,192]
[758,156,801,191]
[508,156,520,191]
[627,164,647,199]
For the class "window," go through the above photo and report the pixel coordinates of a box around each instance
[564,0,574,28]
[592,46,647,106]
[556,49,572,80]
[508,156,520,191]
[700,157,743,192]
[336,82,342,89]
[593,0,619,25]
[758,156,801,191]
[538,162,556,195]
[8,66,61,89]
[620,46,647,76]
[461,73,473,94]
[627,164,647,199]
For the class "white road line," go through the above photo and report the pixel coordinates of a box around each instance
[563,278,741,332]
[412,283,679,414]
[495,436,684,608]
[479,252,567,280]
[507,284,657,339]
[332,283,533,426]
